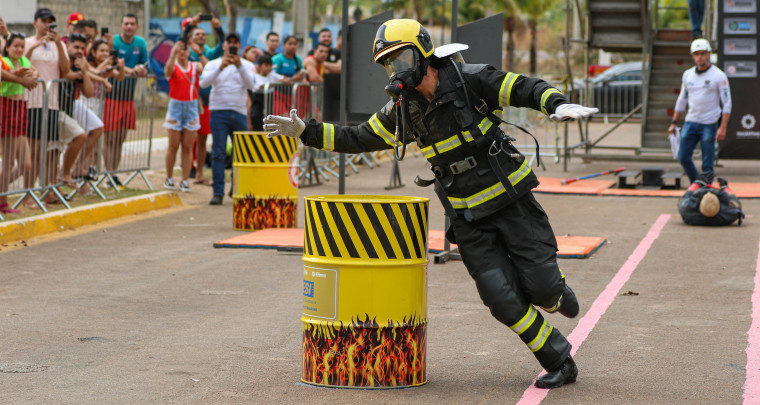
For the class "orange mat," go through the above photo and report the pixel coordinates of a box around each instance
[535,177,760,198]
[214,228,606,259]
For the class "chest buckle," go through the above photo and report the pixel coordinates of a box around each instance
[449,156,477,175]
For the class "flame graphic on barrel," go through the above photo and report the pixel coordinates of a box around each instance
[302,314,427,388]
[233,195,297,230]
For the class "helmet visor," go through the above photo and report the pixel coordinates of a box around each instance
[381,47,418,78]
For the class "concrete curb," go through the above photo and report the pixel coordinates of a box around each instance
[0,191,183,244]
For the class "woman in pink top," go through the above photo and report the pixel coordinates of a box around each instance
[163,40,204,192]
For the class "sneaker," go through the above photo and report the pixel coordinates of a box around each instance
[113,175,124,189]
[179,180,191,192]
[87,166,98,181]
[164,178,176,190]
[209,195,223,205]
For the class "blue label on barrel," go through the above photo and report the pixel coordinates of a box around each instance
[304,280,315,297]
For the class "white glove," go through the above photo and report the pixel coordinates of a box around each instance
[549,103,599,122]
[263,109,305,139]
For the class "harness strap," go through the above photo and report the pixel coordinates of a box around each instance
[487,152,519,199]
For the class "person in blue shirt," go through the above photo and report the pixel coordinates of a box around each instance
[271,35,306,81]
[103,13,148,187]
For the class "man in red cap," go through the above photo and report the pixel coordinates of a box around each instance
[61,12,85,44]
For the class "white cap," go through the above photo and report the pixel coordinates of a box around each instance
[691,38,711,53]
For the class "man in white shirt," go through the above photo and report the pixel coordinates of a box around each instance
[199,32,255,205]
[668,39,731,183]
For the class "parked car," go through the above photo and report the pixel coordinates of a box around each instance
[573,61,644,115]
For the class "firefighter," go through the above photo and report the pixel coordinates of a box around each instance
[678,172,744,226]
[264,19,598,388]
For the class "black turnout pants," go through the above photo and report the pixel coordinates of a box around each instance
[450,192,571,371]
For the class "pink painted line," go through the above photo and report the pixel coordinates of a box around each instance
[743,239,760,404]
[517,214,671,405]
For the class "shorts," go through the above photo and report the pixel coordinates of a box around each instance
[48,113,86,151]
[104,98,136,131]
[163,99,201,131]
[72,99,104,134]
[26,108,60,141]
[198,104,210,135]
[0,97,28,137]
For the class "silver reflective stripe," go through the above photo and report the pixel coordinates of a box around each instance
[477,117,493,135]
[510,306,538,335]
[435,134,462,154]
[540,88,561,115]
[368,113,395,146]
[323,123,334,151]
[421,145,436,158]
[499,73,518,107]
[528,322,553,353]
[447,158,532,209]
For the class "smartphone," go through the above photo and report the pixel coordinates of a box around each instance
[101,27,109,36]
[110,49,119,65]
[49,23,57,31]
[229,45,238,55]
[199,14,213,21]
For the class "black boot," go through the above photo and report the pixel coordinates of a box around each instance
[558,285,579,318]
[535,355,578,389]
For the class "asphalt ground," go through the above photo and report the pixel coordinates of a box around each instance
[1,121,759,404]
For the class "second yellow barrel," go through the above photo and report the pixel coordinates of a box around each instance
[232,131,299,231]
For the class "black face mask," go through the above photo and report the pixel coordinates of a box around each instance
[381,47,427,99]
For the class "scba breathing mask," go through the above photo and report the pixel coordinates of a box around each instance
[381,47,428,99]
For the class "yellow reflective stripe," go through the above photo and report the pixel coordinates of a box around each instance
[368,113,395,146]
[421,145,436,158]
[499,73,519,107]
[322,123,335,151]
[447,158,532,209]
[461,130,474,142]
[434,135,462,154]
[559,267,565,279]
[477,117,493,135]
[528,323,553,352]
[540,88,561,115]
[509,157,531,185]
[510,306,538,335]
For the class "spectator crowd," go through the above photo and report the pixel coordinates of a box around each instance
[0,8,341,213]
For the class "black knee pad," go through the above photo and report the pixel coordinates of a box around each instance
[474,268,525,326]
[520,262,565,308]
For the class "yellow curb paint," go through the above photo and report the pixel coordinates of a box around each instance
[0,192,183,245]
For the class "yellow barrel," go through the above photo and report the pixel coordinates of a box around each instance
[232,131,299,231]
[301,195,429,388]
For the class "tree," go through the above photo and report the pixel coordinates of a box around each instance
[491,0,521,71]
[518,0,556,75]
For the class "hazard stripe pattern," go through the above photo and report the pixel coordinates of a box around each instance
[233,132,299,164]
[304,199,429,260]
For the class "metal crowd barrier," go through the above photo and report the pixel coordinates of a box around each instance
[0,75,155,220]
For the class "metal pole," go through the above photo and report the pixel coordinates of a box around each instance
[144,0,150,39]
[338,0,348,195]
[451,0,458,43]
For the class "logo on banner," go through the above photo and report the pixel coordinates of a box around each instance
[741,114,756,130]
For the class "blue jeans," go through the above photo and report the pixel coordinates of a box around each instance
[688,0,705,37]
[210,110,247,197]
[679,121,718,183]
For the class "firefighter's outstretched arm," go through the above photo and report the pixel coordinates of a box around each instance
[263,109,305,139]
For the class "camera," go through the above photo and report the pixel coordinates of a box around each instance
[229,45,238,55]
[200,14,213,21]
[101,27,108,36]
[49,23,57,31]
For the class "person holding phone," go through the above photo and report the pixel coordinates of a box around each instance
[162,40,205,192]
[182,14,225,185]
[24,8,71,206]
[199,32,255,205]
